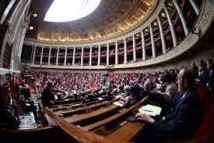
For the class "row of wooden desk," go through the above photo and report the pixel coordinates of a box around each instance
[45,96,148,142]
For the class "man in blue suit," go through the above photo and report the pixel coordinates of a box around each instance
[136,67,202,142]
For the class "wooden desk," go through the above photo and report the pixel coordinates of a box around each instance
[106,121,145,142]
[50,102,83,112]
[43,107,123,143]
[54,98,83,105]
[64,104,120,123]
[48,99,99,111]
[40,97,149,143]
[49,98,104,111]
[55,100,112,117]
[82,98,146,131]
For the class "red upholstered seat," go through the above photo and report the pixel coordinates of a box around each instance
[195,84,210,112]
[193,84,213,136]
[193,107,214,137]
[189,85,214,143]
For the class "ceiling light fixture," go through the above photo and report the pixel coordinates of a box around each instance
[29,26,34,30]
[44,0,100,22]
[33,13,38,17]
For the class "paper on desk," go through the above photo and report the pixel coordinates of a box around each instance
[138,104,162,116]
[72,103,80,107]
[113,101,124,107]
[98,97,103,100]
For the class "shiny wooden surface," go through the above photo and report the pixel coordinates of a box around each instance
[64,104,120,123]
[106,121,145,142]
[42,97,148,142]
[83,97,147,131]
[44,106,124,143]
[54,100,112,116]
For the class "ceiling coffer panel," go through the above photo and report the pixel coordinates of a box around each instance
[26,0,156,42]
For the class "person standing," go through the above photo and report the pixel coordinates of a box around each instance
[198,60,209,85]
[41,81,55,106]
[206,59,214,88]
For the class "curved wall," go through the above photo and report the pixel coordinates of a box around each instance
[23,0,214,71]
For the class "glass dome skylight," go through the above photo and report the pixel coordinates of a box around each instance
[44,0,101,22]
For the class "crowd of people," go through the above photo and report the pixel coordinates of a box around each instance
[28,58,214,142]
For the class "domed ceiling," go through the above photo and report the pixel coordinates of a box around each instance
[26,0,156,43]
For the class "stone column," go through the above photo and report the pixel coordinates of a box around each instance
[106,44,109,65]
[48,48,51,65]
[64,47,67,66]
[56,48,59,65]
[115,42,118,64]
[164,5,177,47]
[40,47,44,65]
[17,28,27,57]
[133,36,136,61]
[0,0,17,24]
[157,15,166,54]
[98,45,101,65]
[150,24,156,58]
[72,47,76,66]
[172,0,189,35]
[124,38,127,63]
[81,47,84,66]
[141,31,146,60]
[32,45,36,64]
[189,0,199,15]
[89,46,92,66]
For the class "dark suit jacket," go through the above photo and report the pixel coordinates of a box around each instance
[150,88,202,141]
[208,68,214,88]
[198,70,209,85]
[41,87,55,106]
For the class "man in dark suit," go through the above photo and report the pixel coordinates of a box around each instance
[198,60,209,85]
[206,59,214,88]
[41,81,55,106]
[136,67,202,142]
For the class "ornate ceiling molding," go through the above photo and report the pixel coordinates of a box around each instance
[30,0,214,70]
[26,0,157,44]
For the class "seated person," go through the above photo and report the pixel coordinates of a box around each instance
[119,84,142,108]
[198,60,209,85]
[41,81,55,106]
[83,93,94,103]
[102,90,114,100]
[123,85,130,97]
[107,80,117,93]
[7,96,20,128]
[135,67,202,143]
[206,58,214,88]
[141,75,152,95]
[56,92,64,101]
[149,72,178,114]
[159,72,178,101]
